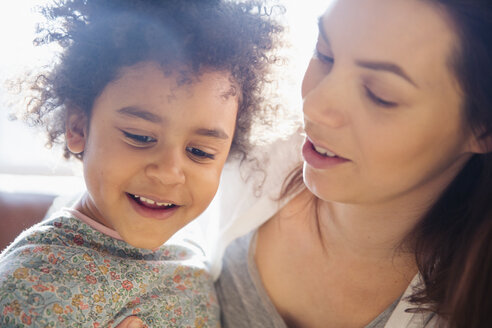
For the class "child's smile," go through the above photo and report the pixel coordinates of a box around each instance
[129,193,177,209]
[127,193,179,220]
[66,61,239,249]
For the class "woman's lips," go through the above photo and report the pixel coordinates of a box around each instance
[302,138,349,169]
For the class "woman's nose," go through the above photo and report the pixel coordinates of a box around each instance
[303,95,347,128]
[145,149,186,185]
[302,67,348,129]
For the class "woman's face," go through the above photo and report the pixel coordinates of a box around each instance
[301,0,480,207]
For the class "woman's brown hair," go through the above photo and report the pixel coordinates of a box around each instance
[410,1,492,326]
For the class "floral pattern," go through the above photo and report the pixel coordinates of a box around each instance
[0,212,219,327]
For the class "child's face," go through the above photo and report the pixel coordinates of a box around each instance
[67,62,238,249]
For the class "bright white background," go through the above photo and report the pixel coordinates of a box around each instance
[0,0,328,195]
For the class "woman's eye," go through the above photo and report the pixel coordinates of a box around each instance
[365,87,398,108]
[186,147,215,160]
[123,131,157,146]
[314,49,334,65]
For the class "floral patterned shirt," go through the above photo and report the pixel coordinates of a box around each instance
[0,211,219,327]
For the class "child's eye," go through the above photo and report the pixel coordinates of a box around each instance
[364,86,398,108]
[186,147,215,160]
[123,131,157,146]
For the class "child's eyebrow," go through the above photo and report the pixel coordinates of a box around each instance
[117,106,229,139]
[194,128,229,140]
[117,106,163,123]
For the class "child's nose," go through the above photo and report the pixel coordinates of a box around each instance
[145,150,186,185]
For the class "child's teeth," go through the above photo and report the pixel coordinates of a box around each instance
[139,196,156,205]
[137,195,173,207]
[314,145,336,157]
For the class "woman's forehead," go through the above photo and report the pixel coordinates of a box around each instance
[320,0,459,90]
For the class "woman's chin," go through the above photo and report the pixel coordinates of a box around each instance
[303,164,337,201]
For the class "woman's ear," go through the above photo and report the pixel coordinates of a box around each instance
[468,131,492,154]
[66,111,88,154]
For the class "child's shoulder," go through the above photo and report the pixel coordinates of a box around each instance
[1,210,91,253]
[0,210,112,286]
[0,212,97,325]
[0,211,87,270]
[0,211,219,327]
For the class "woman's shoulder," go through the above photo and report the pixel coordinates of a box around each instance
[216,230,288,328]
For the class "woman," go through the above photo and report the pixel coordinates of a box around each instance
[215,0,492,326]
[86,0,492,326]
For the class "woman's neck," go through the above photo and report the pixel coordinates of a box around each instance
[289,188,429,263]
[318,200,421,261]
[257,189,420,327]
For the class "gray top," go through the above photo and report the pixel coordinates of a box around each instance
[215,231,398,327]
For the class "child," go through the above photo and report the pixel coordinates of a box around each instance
[0,0,282,326]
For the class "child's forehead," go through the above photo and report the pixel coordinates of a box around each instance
[111,61,237,94]
[91,61,239,114]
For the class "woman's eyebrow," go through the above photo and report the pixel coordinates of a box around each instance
[355,60,419,88]
[117,106,163,123]
[317,15,418,89]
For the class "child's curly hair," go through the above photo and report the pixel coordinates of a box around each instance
[25,0,284,160]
